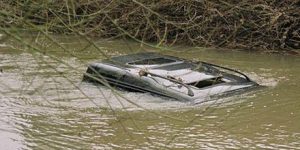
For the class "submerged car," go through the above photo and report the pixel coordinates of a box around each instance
[83,52,259,103]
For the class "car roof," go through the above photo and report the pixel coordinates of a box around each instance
[109,52,180,64]
[99,52,199,70]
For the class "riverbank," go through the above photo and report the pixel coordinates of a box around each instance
[1,0,299,53]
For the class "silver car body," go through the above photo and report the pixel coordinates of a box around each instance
[83,53,259,102]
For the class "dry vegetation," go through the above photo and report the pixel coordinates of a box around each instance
[1,0,300,51]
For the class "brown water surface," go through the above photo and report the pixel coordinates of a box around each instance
[0,34,299,149]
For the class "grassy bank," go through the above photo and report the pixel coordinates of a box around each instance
[1,0,300,52]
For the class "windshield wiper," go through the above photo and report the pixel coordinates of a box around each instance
[139,70,194,96]
[199,61,251,81]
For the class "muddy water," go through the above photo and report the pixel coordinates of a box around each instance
[0,34,299,149]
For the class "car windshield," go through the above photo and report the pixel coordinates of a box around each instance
[128,57,176,65]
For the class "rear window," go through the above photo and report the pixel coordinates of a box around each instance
[128,58,176,65]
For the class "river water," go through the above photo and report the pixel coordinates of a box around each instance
[0,34,299,149]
